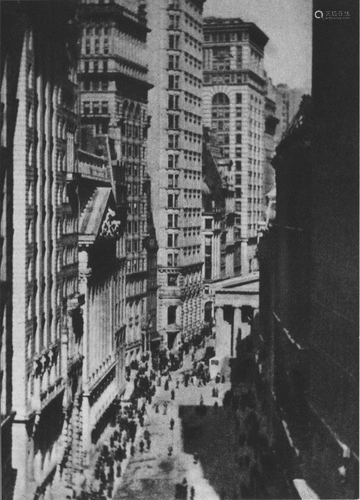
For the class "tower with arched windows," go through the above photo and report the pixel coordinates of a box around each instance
[203,17,269,276]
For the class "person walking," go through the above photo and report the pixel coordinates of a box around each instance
[170,417,175,430]
[171,388,175,400]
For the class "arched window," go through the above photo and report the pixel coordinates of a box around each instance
[204,301,212,323]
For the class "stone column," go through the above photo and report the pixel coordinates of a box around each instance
[233,307,242,357]
[78,249,91,466]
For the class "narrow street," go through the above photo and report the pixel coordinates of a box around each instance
[114,353,231,500]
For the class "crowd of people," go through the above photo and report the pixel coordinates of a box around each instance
[72,344,224,499]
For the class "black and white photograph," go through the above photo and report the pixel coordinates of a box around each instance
[0,0,358,498]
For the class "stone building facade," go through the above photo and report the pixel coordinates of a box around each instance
[0,1,82,498]
[147,0,206,349]
[77,0,153,366]
[202,17,268,276]
[257,0,359,494]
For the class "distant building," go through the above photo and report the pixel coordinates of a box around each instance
[77,0,154,368]
[263,77,279,195]
[258,0,359,496]
[147,0,206,350]
[274,83,305,145]
[202,17,268,276]
[202,127,235,325]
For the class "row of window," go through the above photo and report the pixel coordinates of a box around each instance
[127,220,146,234]
[184,227,201,237]
[203,32,248,43]
[125,163,146,178]
[184,32,201,52]
[204,73,249,86]
[83,101,108,115]
[127,182,146,196]
[184,91,201,107]
[126,240,143,253]
[82,79,109,91]
[121,123,143,139]
[84,26,110,37]
[83,60,108,73]
[183,245,201,256]
[184,12,202,33]
[184,111,201,125]
[84,37,109,56]
[128,202,147,215]
[121,144,144,159]
[184,51,202,71]
[184,189,201,199]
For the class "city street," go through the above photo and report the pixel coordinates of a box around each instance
[114,353,231,500]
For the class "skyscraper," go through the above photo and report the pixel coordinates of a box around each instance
[147,0,206,349]
[78,0,153,366]
[202,17,268,276]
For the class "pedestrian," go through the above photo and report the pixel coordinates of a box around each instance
[190,486,195,499]
[154,403,159,413]
[139,439,145,453]
[164,379,169,391]
[170,417,175,430]
[171,388,175,400]
[168,445,173,457]
[176,379,180,389]
[130,444,135,457]
[199,395,204,406]
[163,403,168,415]
[146,437,151,450]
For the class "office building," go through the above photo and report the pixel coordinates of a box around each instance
[147,0,206,349]
[77,0,153,367]
[202,17,268,276]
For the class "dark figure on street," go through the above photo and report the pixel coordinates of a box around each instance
[176,379,180,389]
[170,417,175,430]
[139,439,145,453]
[154,403,159,413]
[171,389,175,400]
[130,444,135,457]
[146,437,151,450]
[168,445,173,456]
[190,486,195,499]
[163,403,168,415]
[164,379,169,391]
[193,452,199,464]
[199,395,204,406]
[214,401,219,410]
[221,374,225,383]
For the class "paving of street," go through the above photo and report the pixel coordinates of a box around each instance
[114,353,231,500]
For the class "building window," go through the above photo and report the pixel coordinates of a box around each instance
[205,218,212,229]
[83,101,90,115]
[169,74,180,89]
[168,305,177,324]
[101,101,108,114]
[168,94,179,109]
[236,93,242,104]
[168,134,179,149]
[169,34,180,49]
[167,274,178,286]
[235,161,242,171]
[168,55,180,69]
[168,114,179,129]
[236,134,242,144]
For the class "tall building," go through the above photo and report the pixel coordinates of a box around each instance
[274,83,305,145]
[202,17,268,276]
[263,76,279,195]
[258,0,359,497]
[147,0,206,349]
[1,1,81,497]
[77,0,153,367]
